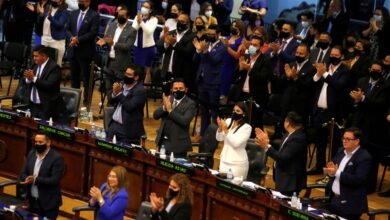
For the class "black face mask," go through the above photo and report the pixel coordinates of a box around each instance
[316,41,329,50]
[231,112,244,121]
[383,64,390,72]
[296,56,306,63]
[117,16,127,25]
[35,144,47,154]
[170,13,178,19]
[207,35,217,43]
[51,1,58,8]
[78,3,87,11]
[123,76,135,85]
[196,25,204,32]
[329,56,341,65]
[370,70,382,80]
[168,188,179,198]
[279,31,290,39]
[346,40,355,48]
[172,90,185,100]
[354,49,363,56]
[176,22,187,33]
[231,28,238,36]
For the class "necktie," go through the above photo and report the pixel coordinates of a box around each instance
[281,40,287,51]
[77,12,85,33]
[317,51,324,63]
[275,41,287,76]
[32,66,41,103]
[366,82,373,95]
[173,100,178,109]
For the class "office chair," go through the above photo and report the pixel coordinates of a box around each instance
[0,79,30,111]
[135,201,152,220]
[192,123,219,168]
[103,107,114,131]
[246,139,269,185]
[60,87,82,127]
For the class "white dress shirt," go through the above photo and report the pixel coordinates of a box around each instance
[313,63,341,109]
[332,146,360,195]
[26,59,49,104]
[109,23,127,58]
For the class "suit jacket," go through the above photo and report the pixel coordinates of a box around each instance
[20,148,65,212]
[108,82,146,139]
[193,41,226,86]
[103,21,137,76]
[327,147,372,215]
[309,47,331,64]
[322,11,349,46]
[157,30,196,85]
[154,96,197,153]
[37,8,69,40]
[267,128,307,193]
[268,37,299,76]
[66,8,99,59]
[151,199,192,220]
[349,55,371,88]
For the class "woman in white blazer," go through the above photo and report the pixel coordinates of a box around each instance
[132,1,158,84]
[216,102,252,180]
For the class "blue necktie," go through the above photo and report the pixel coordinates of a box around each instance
[77,12,85,33]
[32,66,41,103]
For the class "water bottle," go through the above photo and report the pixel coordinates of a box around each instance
[170,152,175,162]
[112,135,117,144]
[227,168,233,180]
[88,111,93,123]
[101,129,106,139]
[160,145,166,157]
[95,128,102,138]
[91,123,96,136]
[291,192,298,208]
[25,109,31,118]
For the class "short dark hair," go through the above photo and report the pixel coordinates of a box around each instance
[36,130,51,141]
[171,78,186,88]
[298,43,310,54]
[285,111,303,128]
[300,11,314,20]
[172,3,183,11]
[344,127,363,140]
[320,32,332,40]
[371,60,383,70]
[251,35,264,46]
[331,45,343,55]
[208,24,220,34]
[33,45,50,57]
[126,63,144,79]
[283,21,295,30]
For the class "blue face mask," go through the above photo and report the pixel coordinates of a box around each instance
[301,21,309,28]
[374,15,382,22]
[161,2,168,10]
[248,45,258,56]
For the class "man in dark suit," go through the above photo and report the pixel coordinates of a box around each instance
[23,45,67,123]
[255,112,307,196]
[350,61,390,193]
[154,78,197,157]
[157,14,196,92]
[107,64,146,144]
[308,46,351,175]
[96,6,136,95]
[235,36,272,132]
[66,0,99,105]
[193,24,226,136]
[323,127,372,220]
[322,0,349,46]
[309,32,332,65]
[20,131,65,219]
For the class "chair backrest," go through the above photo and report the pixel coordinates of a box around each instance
[12,79,30,107]
[199,122,219,154]
[103,107,114,130]
[135,201,152,220]
[3,42,28,63]
[45,46,58,63]
[60,87,82,120]
[246,139,268,183]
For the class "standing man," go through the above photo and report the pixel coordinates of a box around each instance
[96,6,136,95]
[154,78,197,158]
[323,127,372,220]
[66,0,99,105]
[106,64,146,144]
[255,112,308,196]
[20,131,65,219]
[322,0,349,46]
[23,45,67,123]
[193,24,226,136]
[309,32,332,65]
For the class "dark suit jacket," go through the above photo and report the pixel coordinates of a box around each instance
[327,147,372,215]
[108,82,146,139]
[157,30,196,85]
[268,38,299,76]
[154,96,197,153]
[20,148,65,212]
[349,55,371,88]
[322,11,349,46]
[37,8,69,40]
[103,21,137,76]
[193,41,226,86]
[267,128,307,193]
[66,8,99,59]
[309,47,331,64]
[151,199,192,220]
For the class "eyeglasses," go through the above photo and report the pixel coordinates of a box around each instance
[341,137,357,142]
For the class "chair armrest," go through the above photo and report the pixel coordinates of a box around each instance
[0,180,19,194]
[303,184,327,198]
[368,209,390,216]
[72,205,97,212]
[0,96,13,102]
[12,104,29,111]
[192,143,200,147]
[310,196,330,202]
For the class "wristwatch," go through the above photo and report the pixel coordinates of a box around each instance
[265,144,272,152]
[99,198,104,204]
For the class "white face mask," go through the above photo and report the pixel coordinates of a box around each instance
[141,7,150,15]
[205,10,212,17]
[301,21,309,28]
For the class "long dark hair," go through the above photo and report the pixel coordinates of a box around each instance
[227,102,249,134]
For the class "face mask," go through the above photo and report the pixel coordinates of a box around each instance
[117,16,127,25]
[141,7,150,15]
[170,13,178,19]
[173,90,185,100]
[231,112,244,121]
[230,28,238,36]
[296,56,306,63]
[207,35,217,43]
[196,25,204,32]
[354,49,363,56]
[316,41,329,50]
[248,45,258,56]
[205,10,212,17]
[78,3,86,11]
[51,1,58,8]
[346,40,355,48]
[123,76,135,85]
[329,56,341,65]
[161,1,168,10]
[374,15,382,22]
[370,70,382,80]
[176,22,187,33]
[279,31,290,39]
[35,144,47,154]
[168,188,179,198]
[383,64,390,72]
[301,21,309,28]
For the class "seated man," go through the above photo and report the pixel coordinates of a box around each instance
[106,64,146,144]
[20,131,65,219]
[23,45,67,123]
[154,78,196,158]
